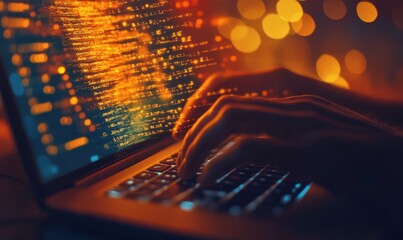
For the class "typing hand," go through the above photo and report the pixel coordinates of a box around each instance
[174,70,403,202]
[172,68,360,140]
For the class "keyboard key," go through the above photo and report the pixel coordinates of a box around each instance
[153,176,174,185]
[106,186,127,198]
[255,176,279,185]
[152,182,195,203]
[119,179,143,190]
[236,165,262,173]
[226,174,249,183]
[233,170,257,178]
[160,158,177,165]
[204,180,239,193]
[265,168,288,176]
[259,172,285,179]
[134,171,158,180]
[160,173,179,181]
[180,189,224,208]
[218,183,270,214]
[249,181,275,190]
[166,168,178,174]
[147,164,170,172]
[126,188,155,200]
[142,182,165,192]
[252,182,310,216]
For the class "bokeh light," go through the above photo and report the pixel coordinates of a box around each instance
[291,13,316,37]
[345,49,367,74]
[262,14,290,39]
[356,1,378,23]
[237,0,266,20]
[230,25,261,53]
[208,0,402,99]
[217,17,245,39]
[333,76,350,89]
[323,0,347,21]
[316,54,341,83]
[276,0,304,23]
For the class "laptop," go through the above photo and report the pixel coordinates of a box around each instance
[0,1,325,239]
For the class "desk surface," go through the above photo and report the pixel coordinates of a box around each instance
[0,105,384,240]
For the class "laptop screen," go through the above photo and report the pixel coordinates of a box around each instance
[0,1,231,183]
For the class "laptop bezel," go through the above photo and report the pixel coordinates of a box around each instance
[0,57,175,197]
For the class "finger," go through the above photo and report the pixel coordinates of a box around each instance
[176,95,237,167]
[176,95,296,166]
[172,72,230,139]
[178,103,349,179]
[172,68,300,139]
[177,94,388,167]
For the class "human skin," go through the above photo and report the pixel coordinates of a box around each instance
[173,69,403,203]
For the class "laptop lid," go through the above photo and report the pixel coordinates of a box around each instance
[0,1,229,195]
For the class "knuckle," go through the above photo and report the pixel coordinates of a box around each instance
[213,95,239,110]
[204,72,228,88]
[271,67,294,79]
[233,136,252,154]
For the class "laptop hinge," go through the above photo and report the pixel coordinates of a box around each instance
[73,137,174,187]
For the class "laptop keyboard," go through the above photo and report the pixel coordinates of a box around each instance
[106,153,310,216]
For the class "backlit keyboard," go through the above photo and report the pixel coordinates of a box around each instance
[106,153,311,216]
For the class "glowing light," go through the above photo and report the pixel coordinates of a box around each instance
[0,2,4,11]
[182,1,190,8]
[30,53,48,63]
[217,17,245,39]
[237,0,266,20]
[1,17,30,28]
[262,14,290,39]
[41,134,53,144]
[3,29,12,39]
[41,74,50,83]
[230,25,261,53]
[46,146,58,156]
[291,13,316,37]
[323,0,347,20]
[84,119,92,126]
[316,54,341,83]
[31,102,53,115]
[7,3,30,12]
[65,137,89,151]
[11,54,23,65]
[276,0,303,23]
[43,85,55,94]
[345,49,367,74]
[37,123,48,133]
[332,76,350,89]
[214,35,222,42]
[60,117,73,126]
[57,66,66,74]
[356,1,378,23]
[69,97,78,105]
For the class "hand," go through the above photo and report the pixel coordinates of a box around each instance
[173,68,364,140]
[176,95,403,202]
